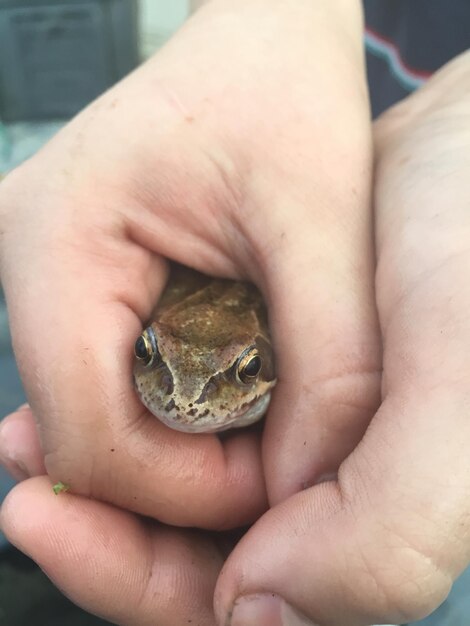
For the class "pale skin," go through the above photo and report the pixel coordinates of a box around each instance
[1,1,470,625]
[0,0,376,527]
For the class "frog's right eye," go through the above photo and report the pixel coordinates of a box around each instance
[235,346,262,384]
[134,328,160,367]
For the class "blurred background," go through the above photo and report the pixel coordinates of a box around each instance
[0,1,468,624]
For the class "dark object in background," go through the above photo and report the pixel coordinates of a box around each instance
[0,0,139,121]
[363,0,470,117]
[0,547,112,625]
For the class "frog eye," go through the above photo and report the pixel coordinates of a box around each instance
[134,328,160,367]
[236,347,262,384]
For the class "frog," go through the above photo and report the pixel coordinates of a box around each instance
[133,264,276,433]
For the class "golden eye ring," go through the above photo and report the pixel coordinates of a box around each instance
[236,347,262,384]
[134,328,159,367]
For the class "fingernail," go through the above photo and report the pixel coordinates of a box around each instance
[229,594,318,626]
[0,417,31,481]
[0,441,29,481]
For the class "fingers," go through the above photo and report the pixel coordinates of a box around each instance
[253,116,381,505]
[0,405,45,481]
[0,158,267,530]
[1,476,221,626]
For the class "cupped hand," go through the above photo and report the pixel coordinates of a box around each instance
[212,50,470,626]
[0,0,377,535]
[6,43,470,626]
[0,1,380,624]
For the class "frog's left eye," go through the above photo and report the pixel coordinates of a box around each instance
[236,347,262,384]
[134,328,160,367]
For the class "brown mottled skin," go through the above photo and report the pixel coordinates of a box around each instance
[133,265,276,433]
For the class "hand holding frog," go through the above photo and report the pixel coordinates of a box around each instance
[0,1,377,624]
[3,40,470,626]
[214,50,470,625]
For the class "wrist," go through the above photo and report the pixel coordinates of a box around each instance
[189,0,363,38]
[185,0,365,75]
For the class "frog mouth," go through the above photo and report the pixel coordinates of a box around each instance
[219,392,272,431]
[141,391,272,434]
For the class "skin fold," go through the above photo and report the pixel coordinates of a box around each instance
[3,3,469,626]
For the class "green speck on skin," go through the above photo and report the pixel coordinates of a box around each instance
[52,481,70,495]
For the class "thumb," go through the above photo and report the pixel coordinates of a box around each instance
[214,427,454,626]
[214,485,398,626]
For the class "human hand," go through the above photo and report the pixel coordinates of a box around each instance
[210,50,470,626]
[6,43,470,626]
[0,0,379,623]
[0,0,375,529]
